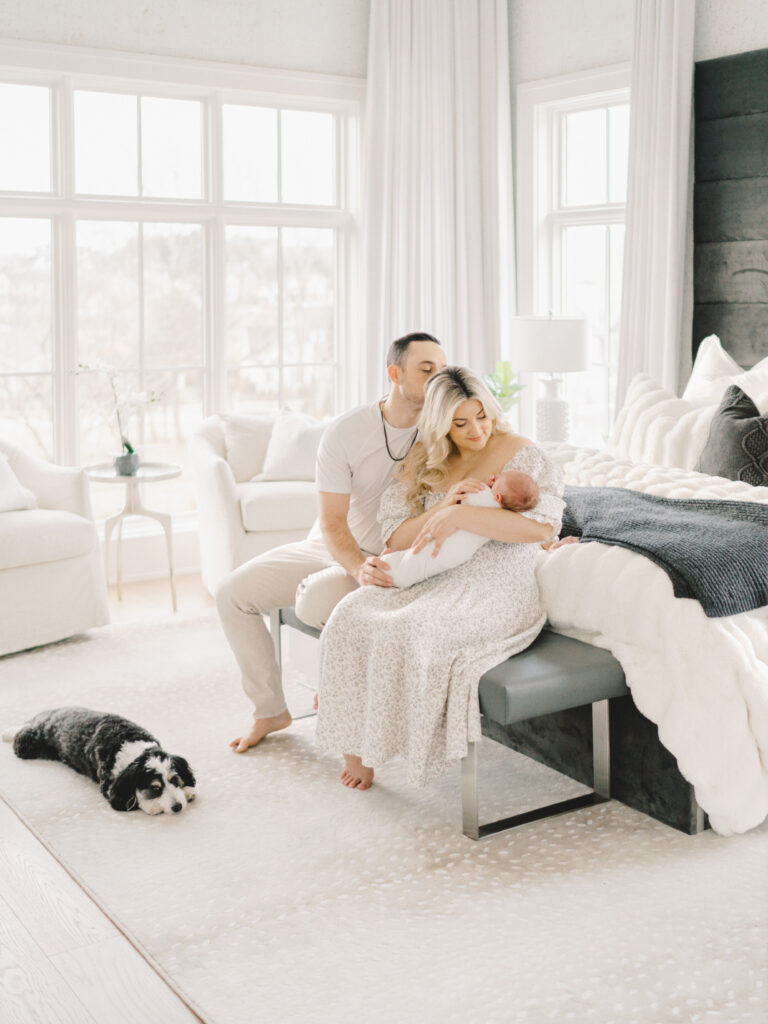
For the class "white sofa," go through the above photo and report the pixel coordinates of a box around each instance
[0,439,110,656]
[190,413,321,594]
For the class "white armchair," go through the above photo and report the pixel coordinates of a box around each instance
[190,414,320,594]
[0,439,110,656]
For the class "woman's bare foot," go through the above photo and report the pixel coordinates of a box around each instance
[313,692,318,711]
[230,710,292,753]
[340,754,374,790]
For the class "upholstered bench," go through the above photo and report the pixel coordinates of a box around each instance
[271,610,645,839]
[465,630,628,839]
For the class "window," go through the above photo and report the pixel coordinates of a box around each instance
[517,66,630,447]
[0,45,361,519]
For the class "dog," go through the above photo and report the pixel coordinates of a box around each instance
[2,707,196,814]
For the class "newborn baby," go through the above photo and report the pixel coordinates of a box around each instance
[385,469,540,589]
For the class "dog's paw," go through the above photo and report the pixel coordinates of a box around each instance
[184,787,196,802]
[1,727,19,744]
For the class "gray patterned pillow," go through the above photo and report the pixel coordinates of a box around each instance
[695,385,768,486]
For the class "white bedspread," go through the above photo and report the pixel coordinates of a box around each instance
[535,445,768,836]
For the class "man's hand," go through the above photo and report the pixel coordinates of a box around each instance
[356,553,393,587]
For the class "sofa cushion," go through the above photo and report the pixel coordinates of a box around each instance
[0,509,97,571]
[221,413,276,482]
[238,481,318,533]
[0,453,37,513]
[254,409,326,481]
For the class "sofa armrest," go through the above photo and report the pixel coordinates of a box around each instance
[3,446,93,518]
[190,432,244,592]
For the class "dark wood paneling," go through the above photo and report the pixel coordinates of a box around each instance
[692,302,768,366]
[695,113,768,182]
[694,178,768,242]
[694,241,768,302]
[695,48,768,121]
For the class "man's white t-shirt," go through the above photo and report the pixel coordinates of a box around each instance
[315,401,418,556]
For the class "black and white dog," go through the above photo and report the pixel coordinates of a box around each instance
[3,707,196,814]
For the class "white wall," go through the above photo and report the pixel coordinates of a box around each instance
[694,0,768,61]
[508,0,633,84]
[0,0,370,77]
[509,0,768,86]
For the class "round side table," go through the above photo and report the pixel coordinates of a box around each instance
[85,462,182,612]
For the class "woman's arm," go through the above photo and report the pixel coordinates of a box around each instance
[411,504,550,556]
[384,478,486,551]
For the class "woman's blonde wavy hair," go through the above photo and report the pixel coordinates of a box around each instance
[398,366,510,514]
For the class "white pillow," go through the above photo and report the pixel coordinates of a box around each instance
[221,412,276,483]
[0,454,37,513]
[683,334,768,411]
[254,409,326,482]
[610,374,719,471]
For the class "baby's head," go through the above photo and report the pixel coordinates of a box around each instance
[487,470,539,512]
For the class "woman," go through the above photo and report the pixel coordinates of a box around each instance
[315,366,565,790]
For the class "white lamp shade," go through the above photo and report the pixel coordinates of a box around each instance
[510,315,589,373]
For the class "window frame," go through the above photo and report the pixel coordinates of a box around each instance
[516,63,630,442]
[0,39,363,469]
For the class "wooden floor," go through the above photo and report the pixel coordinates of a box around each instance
[0,575,213,1024]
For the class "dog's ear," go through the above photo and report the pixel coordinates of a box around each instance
[107,767,140,811]
[171,756,196,789]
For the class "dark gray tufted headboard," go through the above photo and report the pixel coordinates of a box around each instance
[693,48,768,369]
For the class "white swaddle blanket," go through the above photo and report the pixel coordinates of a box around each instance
[385,486,497,588]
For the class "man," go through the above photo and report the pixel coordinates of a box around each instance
[217,331,447,752]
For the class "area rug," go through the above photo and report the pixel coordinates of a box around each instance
[0,613,766,1024]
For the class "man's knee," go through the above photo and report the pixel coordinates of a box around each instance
[295,566,358,629]
[214,555,298,620]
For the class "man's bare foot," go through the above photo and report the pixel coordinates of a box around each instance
[230,710,292,753]
[340,754,374,790]
[313,692,318,711]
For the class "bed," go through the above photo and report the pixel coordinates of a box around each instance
[504,343,768,837]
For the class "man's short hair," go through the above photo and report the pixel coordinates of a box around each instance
[386,331,442,369]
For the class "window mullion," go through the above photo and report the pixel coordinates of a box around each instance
[56,76,77,464]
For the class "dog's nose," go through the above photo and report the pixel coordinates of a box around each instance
[171,803,182,813]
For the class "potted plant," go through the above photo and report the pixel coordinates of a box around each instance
[484,360,524,413]
[76,364,161,475]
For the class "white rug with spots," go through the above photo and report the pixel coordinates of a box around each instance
[0,612,766,1023]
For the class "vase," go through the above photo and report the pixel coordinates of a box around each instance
[114,451,140,476]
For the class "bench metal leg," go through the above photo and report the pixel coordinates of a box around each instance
[461,700,612,840]
[269,610,282,673]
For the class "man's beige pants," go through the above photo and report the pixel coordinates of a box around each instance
[215,537,362,718]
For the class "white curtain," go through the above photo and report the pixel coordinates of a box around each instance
[361,0,515,400]
[616,0,696,404]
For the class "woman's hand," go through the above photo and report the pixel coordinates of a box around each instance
[411,506,465,557]
[541,535,579,552]
[438,478,486,508]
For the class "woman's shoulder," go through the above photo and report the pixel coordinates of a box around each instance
[493,431,535,462]
[502,441,564,492]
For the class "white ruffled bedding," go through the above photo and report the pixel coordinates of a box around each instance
[535,444,768,836]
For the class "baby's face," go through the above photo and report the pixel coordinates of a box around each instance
[486,474,506,505]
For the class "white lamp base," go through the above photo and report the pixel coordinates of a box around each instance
[535,376,570,443]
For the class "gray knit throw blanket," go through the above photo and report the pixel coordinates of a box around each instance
[561,486,768,618]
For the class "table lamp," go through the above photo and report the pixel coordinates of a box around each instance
[510,315,589,442]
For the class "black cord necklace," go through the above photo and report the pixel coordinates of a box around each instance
[380,403,418,462]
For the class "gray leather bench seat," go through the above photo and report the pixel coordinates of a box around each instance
[478,629,628,726]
